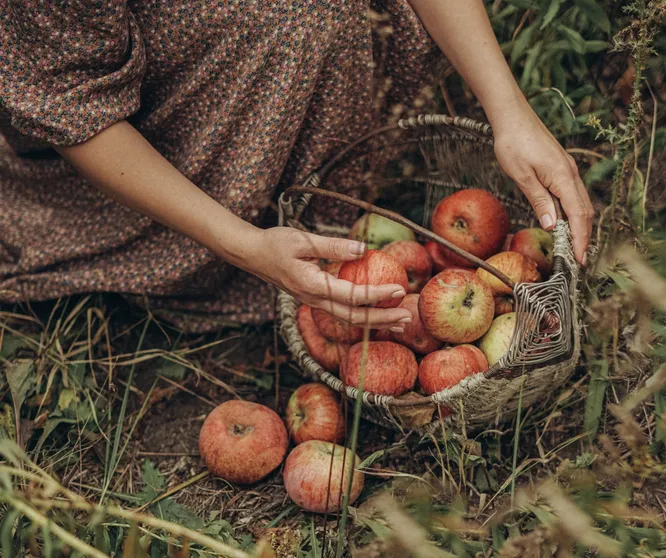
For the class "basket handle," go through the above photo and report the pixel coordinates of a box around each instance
[285,185,516,290]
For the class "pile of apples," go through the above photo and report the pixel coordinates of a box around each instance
[299,189,555,403]
[198,384,363,513]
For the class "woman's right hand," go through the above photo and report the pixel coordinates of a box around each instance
[247,227,412,332]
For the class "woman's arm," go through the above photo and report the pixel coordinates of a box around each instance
[408,0,594,264]
[57,122,412,331]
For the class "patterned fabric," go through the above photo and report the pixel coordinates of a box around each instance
[0,0,436,332]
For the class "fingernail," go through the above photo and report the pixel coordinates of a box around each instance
[541,214,554,229]
[391,289,407,299]
[398,317,412,324]
[390,326,405,333]
[348,242,366,256]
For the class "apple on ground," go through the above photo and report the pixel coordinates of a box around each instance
[494,295,514,316]
[424,241,468,273]
[390,294,442,354]
[431,189,509,267]
[338,250,408,308]
[478,312,517,366]
[418,269,494,343]
[383,240,432,293]
[349,213,415,249]
[477,251,541,296]
[283,441,364,513]
[418,345,489,395]
[199,400,288,484]
[341,341,418,397]
[510,228,554,276]
[298,306,349,372]
[311,308,364,344]
[286,383,345,445]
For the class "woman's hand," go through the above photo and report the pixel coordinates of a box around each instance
[248,227,412,331]
[492,104,594,265]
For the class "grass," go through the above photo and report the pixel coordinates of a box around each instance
[2,1,666,556]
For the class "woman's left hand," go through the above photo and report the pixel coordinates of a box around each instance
[491,103,594,265]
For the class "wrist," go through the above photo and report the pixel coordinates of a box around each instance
[208,214,265,272]
[486,93,534,134]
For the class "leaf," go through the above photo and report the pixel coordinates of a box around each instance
[57,388,79,411]
[506,0,539,8]
[629,170,646,230]
[584,158,616,186]
[6,361,35,411]
[573,0,611,33]
[0,334,27,359]
[655,388,666,445]
[540,0,561,30]
[584,356,609,442]
[520,40,544,89]
[584,40,611,53]
[0,404,16,441]
[392,392,436,428]
[34,418,77,455]
[158,359,187,381]
[559,25,586,54]
[138,459,166,503]
[511,23,536,65]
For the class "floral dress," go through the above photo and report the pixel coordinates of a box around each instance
[0,0,436,332]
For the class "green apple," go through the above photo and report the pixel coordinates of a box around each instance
[349,213,415,249]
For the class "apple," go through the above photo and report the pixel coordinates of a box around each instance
[390,294,442,354]
[418,345,489,395]
[199,400,288,484]
[349,213,415,249]
[476,251,541,296]
[418,269,494,343]
[297,306,349,372]
[372,329,393,341]
[382,240,432,293]
[311,308,364,344]
[478,312,516,366]
[322,260,343,278]
[510,228,554,276]
[424,241,466,273]
[431,189,509,267]
[286,384,345,445]
[341,341,418,396]
[502,233,514,252]
[338,250,408,309]
[494,295,514,316]
[283,441,364,513]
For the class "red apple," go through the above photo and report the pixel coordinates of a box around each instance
[383,240,432,293]
[341,341,418,397]
[431,189,509,267]
[424,241,467,273]
[311,308,364,344]
[477,251,541,296]
[199,400,288,484]
[298,306,349,372]
[494,295,515,316]
[372,330,393,341]
[349,213,415,249]
[478,312,516,366]
[338,250,408,309]
[390,294,442,354]
[286,384,345,445]
[418,345,489,395]
[283,441,364,513]
[418,269,494,343]
[322,260,343,278]
[510,228,554,276]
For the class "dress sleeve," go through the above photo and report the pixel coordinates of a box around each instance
[0,1,146,146]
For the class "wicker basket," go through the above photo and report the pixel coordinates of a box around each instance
[278,114,581,435]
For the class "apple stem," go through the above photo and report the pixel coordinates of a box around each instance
[286,185,516,290]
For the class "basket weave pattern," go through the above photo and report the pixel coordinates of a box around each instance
[278,115,581,433]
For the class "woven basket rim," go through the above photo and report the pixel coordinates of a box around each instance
[278,113,581,423]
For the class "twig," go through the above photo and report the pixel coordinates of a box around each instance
[135,471,210,513]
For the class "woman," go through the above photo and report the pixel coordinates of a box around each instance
[0,1,593,333]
